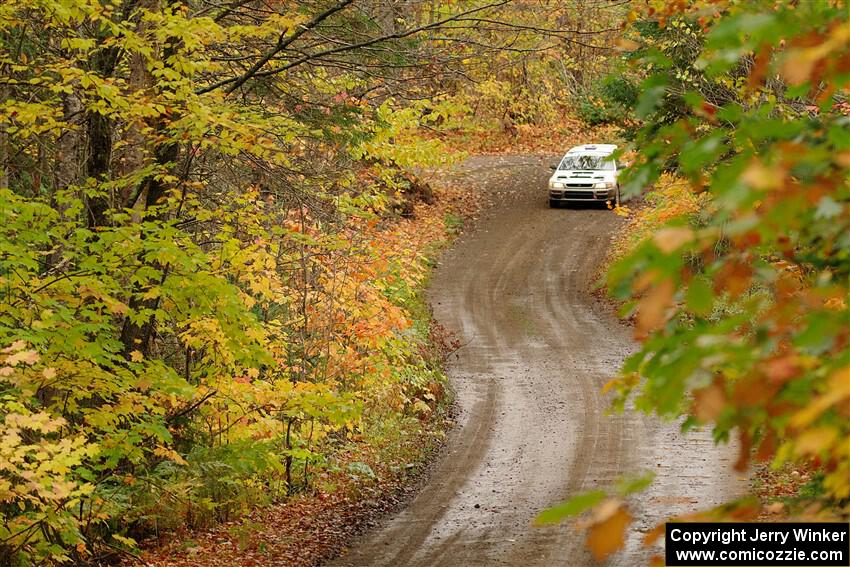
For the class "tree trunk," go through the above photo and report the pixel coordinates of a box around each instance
[117,0,183,356]
[83,46,123,228]
[118,138,179,356]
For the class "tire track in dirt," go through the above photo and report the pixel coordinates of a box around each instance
[328,156,742,567]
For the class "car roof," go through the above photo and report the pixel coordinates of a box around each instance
[565,144,617,155]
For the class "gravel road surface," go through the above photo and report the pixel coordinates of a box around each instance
[329,156,742,567]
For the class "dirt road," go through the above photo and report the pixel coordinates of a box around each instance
[330,156,742,567]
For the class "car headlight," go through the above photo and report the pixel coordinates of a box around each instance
[550,181,565,189]
[594,182,615,189]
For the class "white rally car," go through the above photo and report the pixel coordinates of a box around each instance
[548,144,622,207]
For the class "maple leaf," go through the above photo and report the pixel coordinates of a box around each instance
[7,350,38,366]
[2,340,27,353]
[790,367,850,428]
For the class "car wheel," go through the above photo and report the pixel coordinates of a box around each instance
[549,199,559,208]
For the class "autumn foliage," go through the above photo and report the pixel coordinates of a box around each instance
[0,1,472,562]
[538,0,850,561]
[5,0,847,563]
[0,0,632,559]
[604,0,850,555]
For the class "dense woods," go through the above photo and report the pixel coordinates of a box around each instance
[2,0,849,564]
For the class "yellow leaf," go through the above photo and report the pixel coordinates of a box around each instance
[154,445,188,465]
[790,367,850,428]
[2,340,27,353]
[7,350,38,366]
[602,376,623,394]
[794,427,838,456]
[104,297,129,315]
[129,351,144,362]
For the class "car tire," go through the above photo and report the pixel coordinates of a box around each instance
[549,199,559,208]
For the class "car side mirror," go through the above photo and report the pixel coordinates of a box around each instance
[549,164,558,171]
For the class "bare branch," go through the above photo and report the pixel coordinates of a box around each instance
[198,0,513,94]
[197,0,357,95]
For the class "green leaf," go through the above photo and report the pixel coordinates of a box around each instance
[634,75,668,119]
[685,278,714,317]
[615,472,655,496]
[679,133,726,175]
[346,462,376,479]
[535,490,607,525]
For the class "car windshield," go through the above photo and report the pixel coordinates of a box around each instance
[558,155,615,171]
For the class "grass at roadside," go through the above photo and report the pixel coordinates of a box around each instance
[139,409,453,566]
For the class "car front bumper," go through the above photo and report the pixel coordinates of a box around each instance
[549,188,615,201]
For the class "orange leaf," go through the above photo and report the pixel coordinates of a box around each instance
[642,521,665,547]
[615,38,640,51]
[762,355,800,384]
[586,501,631,562]
[741,160,785,190]
[755,430,778,462]
[636,278,674,338]
[693,381,726,422]
[715,260,752,298]
[782,49,818,85]
[653,226,694,254]
[734,430,752,472]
